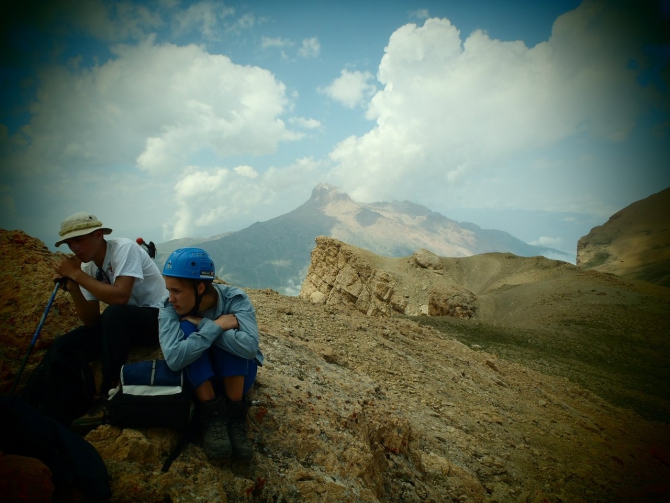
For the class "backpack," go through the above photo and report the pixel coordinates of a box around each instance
[103,360,194,471]
[146,241,157,259]
[105,359,192,429]
[20,347,96,428]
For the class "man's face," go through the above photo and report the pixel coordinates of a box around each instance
[64,230,103,263]
[165,276,197,316]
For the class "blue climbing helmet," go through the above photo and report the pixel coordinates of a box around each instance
[163,248,216,280]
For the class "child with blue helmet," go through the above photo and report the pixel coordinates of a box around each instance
[158,247,263,461]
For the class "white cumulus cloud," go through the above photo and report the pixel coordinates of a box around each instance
[234,165,258,178]
[167,157,323,239]
[4,39,299,178]
[327,1,662,213]
[319,69,377,109]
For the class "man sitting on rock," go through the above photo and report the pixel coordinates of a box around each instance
[22,212,166,428]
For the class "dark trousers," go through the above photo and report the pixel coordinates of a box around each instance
[50,305,159,393]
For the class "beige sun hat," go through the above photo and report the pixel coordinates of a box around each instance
[55,212,112,247]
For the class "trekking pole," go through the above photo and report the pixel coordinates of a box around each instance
[10,281,61,396]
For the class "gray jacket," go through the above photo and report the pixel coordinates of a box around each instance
[158,284,263,371]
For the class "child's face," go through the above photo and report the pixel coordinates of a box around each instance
[165,276,196,315]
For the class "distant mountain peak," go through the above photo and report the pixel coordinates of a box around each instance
[309,183,351,205]
[156,184,568,295]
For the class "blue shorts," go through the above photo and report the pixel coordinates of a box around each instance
[180,321,257,395]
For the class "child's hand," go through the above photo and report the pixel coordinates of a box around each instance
[214,314,239,331]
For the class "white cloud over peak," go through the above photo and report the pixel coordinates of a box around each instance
[298,37,320,58]
[319,70,377,109]
[5,39,298,177]
[167,157,322,239]
[329,1,662,211]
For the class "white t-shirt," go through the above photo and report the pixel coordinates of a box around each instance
[80,238,166,307]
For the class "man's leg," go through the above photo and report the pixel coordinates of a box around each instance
[21,324,100,426]
[99,305,158,393]
[22,323,101,400]
[50,323,104,362]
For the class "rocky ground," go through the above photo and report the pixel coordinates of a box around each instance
[301,238,670,423]
[1,230,669,502]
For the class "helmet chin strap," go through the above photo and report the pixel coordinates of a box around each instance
[191,281,204,315]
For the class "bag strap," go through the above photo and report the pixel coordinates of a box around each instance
[161,406,196,472]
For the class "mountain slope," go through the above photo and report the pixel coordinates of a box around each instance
[2,229,668,502]
[300,236,670,422]
[154,232,232,267]
[157,184,568,294]
[577,187,670,287]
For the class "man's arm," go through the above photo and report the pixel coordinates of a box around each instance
[62,278,101,326]
[56,256,136,305]
[70,271,135,305]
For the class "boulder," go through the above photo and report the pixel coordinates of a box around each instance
[412,248,444,270]
[428,285,477,318]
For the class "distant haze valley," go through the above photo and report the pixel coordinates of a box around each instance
[156,184,571,295]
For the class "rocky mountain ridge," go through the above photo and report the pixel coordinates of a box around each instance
[577,187,670,287]
[155,184,567,295]
[0,229,668,502]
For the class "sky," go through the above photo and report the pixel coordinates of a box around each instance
[1,0,668,262]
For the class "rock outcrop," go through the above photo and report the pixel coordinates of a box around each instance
[577,187,670,287]
[1,229,669,502]
[300,236,410,316]
[0,230,82,391]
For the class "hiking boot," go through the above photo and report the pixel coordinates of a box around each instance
[227,397,254,460]
[70,398,107,434]
[199,396,232,459]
